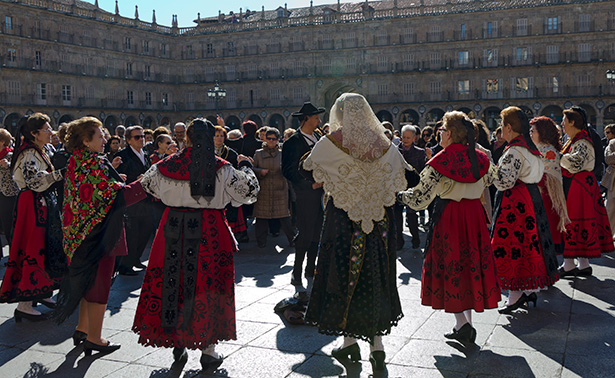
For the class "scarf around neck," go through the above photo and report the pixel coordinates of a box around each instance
[62,148,123,259]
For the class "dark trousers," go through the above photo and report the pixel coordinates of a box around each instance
[119,215,153,269]
[292,188,324,279]
[394,203,420,247]
[255,217,294,245]
[0,193,16,252]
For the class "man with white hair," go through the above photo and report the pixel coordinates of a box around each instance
[395,125,426,250]
[174,122,187,149]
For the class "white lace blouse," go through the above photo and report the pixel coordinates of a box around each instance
[12,149,62,192]
[561,138,595,174]
[494,146,544,191]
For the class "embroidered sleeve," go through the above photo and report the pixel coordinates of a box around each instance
[140,165,161,199]
[224,165,260,205]
[483,162,498,187]
[399,165,442,211]
[561,139,594,174]
[494,148,523,191]
[18,150,62,192]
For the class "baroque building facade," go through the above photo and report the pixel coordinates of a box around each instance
[1,0,615,134]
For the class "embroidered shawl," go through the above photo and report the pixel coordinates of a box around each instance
[62,148,123,259]
[157,148,227,181]
[427,143,490,183]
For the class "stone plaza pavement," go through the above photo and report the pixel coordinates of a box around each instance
[1,228,615,378]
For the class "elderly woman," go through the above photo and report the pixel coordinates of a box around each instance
[54,117,147,356]
[150,134,178,164]
[303,93,408,373]
[603,124,615,239]
[133,119,259,371]
[253,127,295,248]
[0,129,19,257]
[0,113,66,321]
[530,116,570,252]
[559,107,614,277]
[492,107,559,313]
[399,111,500,344]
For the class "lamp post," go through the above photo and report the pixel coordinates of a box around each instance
[207,81,226,114]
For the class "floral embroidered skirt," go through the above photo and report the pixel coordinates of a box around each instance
[492,183,559,291]
[304,203,402,343]
[132,207,237,349]
[0,190,59,303]
[226,205,246,234]
[563,171,614,258]
[422,198,501,312]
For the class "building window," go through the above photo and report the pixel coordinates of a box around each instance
[7,81,20,96]
[226,65,236,80]
[270,62,280,77]
[377,84,388,97]
[430,81,441,94]
[293,87,303,101]
[322,58,332,73]
[145,92,152,105]
[62,85,72,101]
[551,77,559,93]
[547,17,558,33]
[126,62,133,76]
[206,43,214,54]
[37,83,46,100]
[515,77,529,92]
[578,43,591,62]
[458,51,469,66]
[578,74,591,88]
[227,41,235,54]
[403,53,415,69]
[35,51,41,67]
[516,47,529,62]
[377,56,388,70]
[161,43,167,56]
[125,37,131,50]
[162,93,169,105]
[430,52,441,68]
[277,8,285,18]
[403,28,415,43]
[346,57,356,71]
[460,24,466,39]
[7,48,16,62]
[375,30,387,45]
[270,88,281,101]
[487,79,499,93]
[484,49,498,66]
[458,80,470,95]
[546,45,559,64]
[143,40,149,53]
[487,22,493,36]
[126,90,134,105]
[517,18,528,36]
[403,82,414,96]
[144,65,151,78]
[5,16,13,30]
[579,14,591,32]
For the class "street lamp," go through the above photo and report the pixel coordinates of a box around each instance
[607,70,615,81]
[207,81,226,113]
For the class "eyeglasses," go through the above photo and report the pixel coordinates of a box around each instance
[132,134,145,140]
[266,137,278,141]
[439,128,449,132]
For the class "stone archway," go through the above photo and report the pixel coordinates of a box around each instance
[323,83,357,114]
[248,114,262,127]
[541,105,563,123]
[457,107,476,118]
[225,115,241,130]
[400,109,420,126]
[425,108,445,126]
[604,103,615,126]
[104,115,119,134]
[125,116,138,126]
[579,103,596,126]
[58,114,74,125]
[482,106,501,130]
[3,112,22,137]
[143,116,155,129]
[269,114,286,131]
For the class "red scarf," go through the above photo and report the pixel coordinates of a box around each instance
[506,136,541,156]
[427,143,490,183]
[0,146,12,160]
[157,148,227,180]
[561,129,591,155]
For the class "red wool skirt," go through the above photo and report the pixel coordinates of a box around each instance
[421,199,501,312]
[0,190,59,303]
[492,185,554,291]
[563,171,614,258]
[132,207,237,349]
[227,206,247,234]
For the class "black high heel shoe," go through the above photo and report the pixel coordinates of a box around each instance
[525,292,537,307]
[33,299,56,309]
[14,309,48,323]
[173,347,187,363]
[72,330,87,346]
[444,323,476,344]
[83,340,121,356]
[498,293,529,314]
[369,351,386,371]
[331,343,361,363]
[200,353,224,371]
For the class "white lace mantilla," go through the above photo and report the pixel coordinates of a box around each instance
[303,136,411,234]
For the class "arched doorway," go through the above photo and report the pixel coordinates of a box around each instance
[125,116,138,126]
[58,114,74,125]
[160,117,171,127]
[375,110,393,123]
[425,108,444,126]
[579,104,596,126]
[3,112,22,137]
[457,107,476,118]
[269,114,285,131]
[323,83,357,112]
[482,106,501,130]
[104,115,119,133]
[225,115,241,130]
[248,114,262,127]
[604,103,615,126]
[206,116,217,125]
[143,116,155,129]
[399,109,419,126]
[291,117,300,130]
[519,105,534,119]
[541,105,563,123]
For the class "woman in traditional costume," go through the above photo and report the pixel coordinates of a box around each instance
[529,116,570,253]
[0,113,66,322]
[559,106,614,277]
[0,129,19,257]
[132,119,259,371]
[492,107,559,314]
[399,111,501,344]
[54,116,147,356]
[303,93,408,373]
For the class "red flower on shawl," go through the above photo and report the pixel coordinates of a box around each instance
[62,204,73,227]
[79,182,94,202]
[545,150,556,160]
[97,181,107,190]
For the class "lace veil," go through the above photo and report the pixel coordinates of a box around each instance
[328,93,392,162]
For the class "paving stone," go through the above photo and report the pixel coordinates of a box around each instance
[211,345,310,378]
[471,347,563,378]
[389,339,480,373]
[42,354,130,378]
[564,329,615,358]
[486,325,568,354]
[0,348,66,378]
[248,323,336,354]
[561,354,615,378]
[235,302,286,324]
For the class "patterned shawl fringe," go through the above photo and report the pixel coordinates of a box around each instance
[543,172,571,233]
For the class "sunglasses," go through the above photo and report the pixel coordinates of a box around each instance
[132,134,145,140]
[266,137,278,141]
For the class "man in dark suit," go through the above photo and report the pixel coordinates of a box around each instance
[116,126,153,275]
[282,102,325,286]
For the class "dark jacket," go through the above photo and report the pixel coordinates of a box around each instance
[282,130,321,192]
[116,146,151,217]
[226,135,262,158]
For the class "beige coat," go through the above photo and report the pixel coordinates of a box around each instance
[253,146,290,219]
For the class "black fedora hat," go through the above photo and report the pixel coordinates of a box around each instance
[292,102,326,118]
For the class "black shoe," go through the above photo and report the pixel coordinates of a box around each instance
[577,266,593,277]
[83,339,121,356]
[173,347,188,363]
[369,350,386,371]
[558,266,579,278]
[257,242,266,248]
[134,262,147,270]
[498,293,529,314]
[331,343,361,363]
[33,299,56,309]
[14,309,48,323]
[200,353,224,371]
[290,277,302,286]
[118,267,139,276]
[412,238,421,249]
[72,330,87,346]
[444,323,476,344]
[271,232,280,237]
[526,292,537,307]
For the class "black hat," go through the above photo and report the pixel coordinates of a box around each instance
[292,102,326,118]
